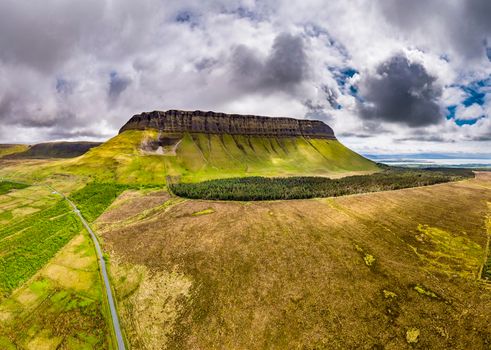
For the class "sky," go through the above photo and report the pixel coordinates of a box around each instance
[0,0,490,155]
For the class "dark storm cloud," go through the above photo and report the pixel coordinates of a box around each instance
[378,0,491,60]
[0,0,104,72]
[358,55,443,127]
[231,33,308,92]
[108,72,132,102]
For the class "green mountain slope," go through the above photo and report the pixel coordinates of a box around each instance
[0,144,29,159]
[5,142,101,159]
[62,129,379,183]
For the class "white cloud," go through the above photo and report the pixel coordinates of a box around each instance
[0,0,489,154]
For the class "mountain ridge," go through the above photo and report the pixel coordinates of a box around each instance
[119,110,336,139]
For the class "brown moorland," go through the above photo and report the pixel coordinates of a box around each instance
[97,172,491,350]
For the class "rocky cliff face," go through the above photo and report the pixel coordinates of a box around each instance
[119,110,336,139]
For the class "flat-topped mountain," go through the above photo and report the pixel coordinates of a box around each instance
[119,110,336,139]
[50,110,380,183]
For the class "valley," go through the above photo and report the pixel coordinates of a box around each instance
[1,111,490,349]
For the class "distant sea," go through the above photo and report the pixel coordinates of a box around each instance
[364,153,491,169]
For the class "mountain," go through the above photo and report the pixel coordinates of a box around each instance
[0,144,29,158]
[4,142,102,159]
[66,110,379,183]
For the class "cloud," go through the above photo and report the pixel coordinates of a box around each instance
[0,0,489,154]
[455,104,485,121]
[377,0,491,62]
[231,33,308,93]
[108,72,132,102]
[358,54,443,127]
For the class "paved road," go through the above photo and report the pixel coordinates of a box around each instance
[1,178,126,349]
[64,197,126,350]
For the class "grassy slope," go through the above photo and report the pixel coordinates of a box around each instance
[5,142,102,159]
[98,172,491,349]
[59,130,378,184]
[0,130,378,185]
[0,145,29,159]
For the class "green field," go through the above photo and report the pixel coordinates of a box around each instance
[0,181,29,195]
[0,200,82,295]
[0,180,120,349]
[69,183,133,223]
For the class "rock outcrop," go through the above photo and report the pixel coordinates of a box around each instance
[119,110,336,139]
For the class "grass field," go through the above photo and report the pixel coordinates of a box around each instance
[0,183,114,349]
[0,233,112,349]
[97,172,491,349]
[0,181,29,195]
[0,200,82,296]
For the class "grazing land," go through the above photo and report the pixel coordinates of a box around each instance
[170,168,474,200]
[69,183,134,223]
[0,232,113,349]
[0,200,82,294]
[1,126,490,349]
[0,181,29,195]
[0,183,114,349]
[96,172,491,349]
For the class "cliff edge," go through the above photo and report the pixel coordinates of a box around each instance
[119,110,336,139]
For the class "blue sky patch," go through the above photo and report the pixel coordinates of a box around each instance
[446,105,457,120]
[454,118,482,126]
[457,76,490,107]
[329,66,358,89]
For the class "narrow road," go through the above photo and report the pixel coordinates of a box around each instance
[65,197,126,350]
[1,178,126,349]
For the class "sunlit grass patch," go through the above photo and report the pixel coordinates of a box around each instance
[192,208,215,216]
[0,181,28,195]
[414,285,439,299]
[413,224,483,278]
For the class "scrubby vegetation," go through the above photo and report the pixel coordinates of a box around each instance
[101,172,491,349]
[170,168,474,201]
[0,181,28,195]
[0,201,81,295]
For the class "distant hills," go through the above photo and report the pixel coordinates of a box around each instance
[0,142,102,159]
